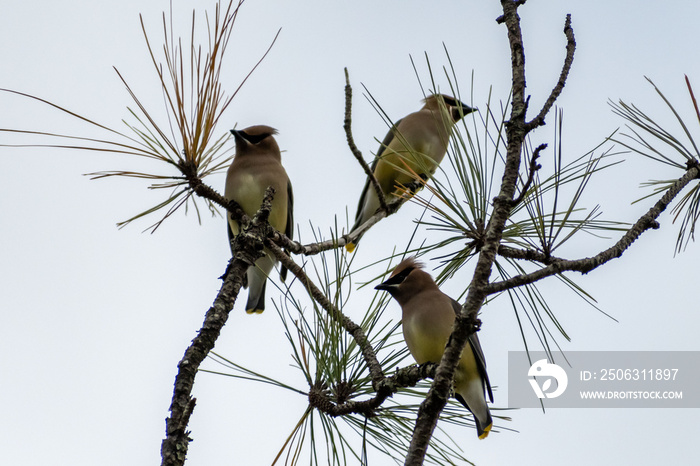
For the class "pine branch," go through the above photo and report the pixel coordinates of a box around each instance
[486,165,700,294]
[265,240,386,387]
[270,189,414,256]
[307,363,438,418]
[405,2,573,464]
[161,257,247,466]
[497,244,563,264]
[178,159,250,226]
[161,187,276,466]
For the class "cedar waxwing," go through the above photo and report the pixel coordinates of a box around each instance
[375,257,493,439]
[346,94,474,252]
[225,125,293,314]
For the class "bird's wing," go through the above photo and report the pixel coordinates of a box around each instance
[450,298,494,402]
[351,119,402,228]
[375,118,402,159]
[227,215,235,252]
[280,178,294,282]
[285,178,294,241]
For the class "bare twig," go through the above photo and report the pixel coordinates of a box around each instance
[344,68,388,213]
[511,143,545,205]
[270,191,411,256]
[525,14,576,131]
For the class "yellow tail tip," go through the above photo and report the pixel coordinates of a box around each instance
[478,423,493,440]
[345,242,356,253]
[245,308,264,315]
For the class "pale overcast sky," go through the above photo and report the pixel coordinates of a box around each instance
[1,1,698,465]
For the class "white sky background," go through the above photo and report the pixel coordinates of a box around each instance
[1,1,698,465]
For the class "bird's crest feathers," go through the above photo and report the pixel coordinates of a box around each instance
[389,256,424,279]
[377,256,433,294]
[230,125,278,145]
[421,93,464,107]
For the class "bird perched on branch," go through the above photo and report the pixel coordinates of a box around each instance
[375,257,493,439]
[225,125,293,314]
[346,94,474,252]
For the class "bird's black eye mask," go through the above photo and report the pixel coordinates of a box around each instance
[442,96,459,107]
[230,129,270,145]
[239,132,269,145]
[385,266,414,285]
[441,95,472,112]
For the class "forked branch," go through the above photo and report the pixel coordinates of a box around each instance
[405,3,575,464]
[486,165,700,294]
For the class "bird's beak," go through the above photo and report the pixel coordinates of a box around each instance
[459,101,476,115]
[230,128,247,145]
[450,101,476,122]
[375,282,396,292]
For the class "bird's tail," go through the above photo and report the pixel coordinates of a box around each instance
[474,411,493,440]
[245,276,267,314]
[345,212,366,253]
[455,389,492,439]
[244,256,274,314]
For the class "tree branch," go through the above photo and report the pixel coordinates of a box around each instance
[525,14,576,131]
[161,258,248,466]
[511,143,545,205]
[265,240,386,387]
[405,2,562,463]
[486,166,700,294]
[307,363,437,418]
[497,243,563,264]
[344,68,389,214]
[179,159,250,226]
[160,186,277,466]
[270,190,413,256]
